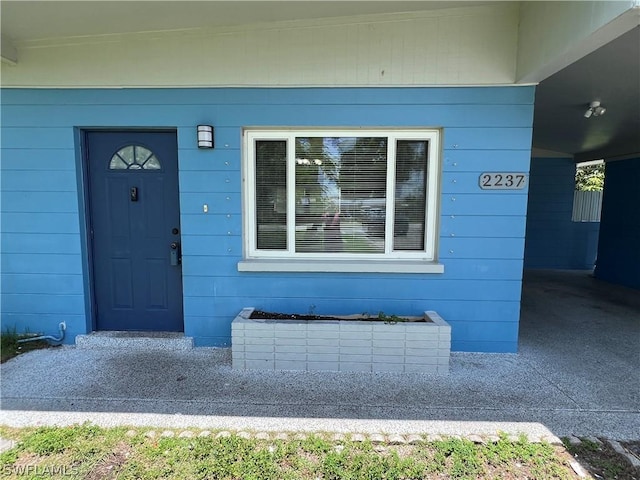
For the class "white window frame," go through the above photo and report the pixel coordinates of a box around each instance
[239,128,443,273]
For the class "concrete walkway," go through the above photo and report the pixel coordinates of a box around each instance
[1,270,638,440]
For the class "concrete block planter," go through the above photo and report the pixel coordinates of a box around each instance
[232,308,451,374]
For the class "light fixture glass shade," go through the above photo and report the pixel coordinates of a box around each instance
[197,125,214,148]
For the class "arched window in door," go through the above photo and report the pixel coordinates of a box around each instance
[109,145,161,170]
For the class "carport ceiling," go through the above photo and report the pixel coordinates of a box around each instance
[532,26,640,162]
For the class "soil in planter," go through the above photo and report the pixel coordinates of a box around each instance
[249,310,430,322]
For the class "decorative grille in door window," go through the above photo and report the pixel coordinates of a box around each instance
[109,145,161,170]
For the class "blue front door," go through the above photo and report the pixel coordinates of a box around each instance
[86,131,183,332]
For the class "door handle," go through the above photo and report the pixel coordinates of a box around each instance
[170,242,181,266]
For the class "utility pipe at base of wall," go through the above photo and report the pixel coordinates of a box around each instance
[16,322,66,344]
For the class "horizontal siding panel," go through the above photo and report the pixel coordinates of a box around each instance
[442,149,531,172]
[182,296,521,323]
[452,320,519,342]
[1,313,87,337]
[440,237,525,259]
[444,128,532,150]
[0,149,77,171]
[525,182,574,196]
[441,194,528,216]
[431,299,520,322]
[1,170,79,192]
[182,234,242,256]
[209,277,521,301]
[1,253,83,275]
[2,104,534,128]
[2,293,85,315]
[192,336,231,347]
[1,233,82,254]
[183,288,521,322]
[440,215,526,238]
[178,171,241,194]
[178,149,241,172]
[179,193,242,214]
[183,297,218,317]
[180,216,242,236]
[1,191,79,212]
[214,104,533,128]
[184,296,257,316]
[452,340,517,353]
[1,273,84,295]
[181,236,242,255]
[0,87,535,107]
[441,258,523,280]
[0,213,80,234]
[183,316,232,338]
[182,256,525,281]
[181,255,242,276]
[526,200,573,211]
[1,128,75,149]
[2,105,206,128]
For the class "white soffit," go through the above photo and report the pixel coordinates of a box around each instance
[0,1,501,43]
[0,3,520,88]
[517,3,640,84]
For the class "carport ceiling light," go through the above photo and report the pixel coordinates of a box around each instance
[584,101,606,118]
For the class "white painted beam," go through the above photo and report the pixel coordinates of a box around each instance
[1,35,18,65]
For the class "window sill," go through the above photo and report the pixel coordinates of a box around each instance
[237,259,445,274]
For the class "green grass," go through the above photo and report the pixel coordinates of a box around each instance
[563,437,639,480]
[0,425,579,479]
[1,328,50,363]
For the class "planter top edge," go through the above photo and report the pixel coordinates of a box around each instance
[234,308,449,326]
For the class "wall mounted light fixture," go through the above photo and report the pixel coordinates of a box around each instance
[584,101,606,118]
[197,125,214,148]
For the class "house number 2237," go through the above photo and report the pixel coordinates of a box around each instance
[479,173,527,190]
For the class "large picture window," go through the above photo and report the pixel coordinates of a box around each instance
[241,129,442,272]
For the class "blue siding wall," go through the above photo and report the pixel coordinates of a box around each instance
[594,158,640,289]
[1,87,534,352]
[524,158,599,270]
